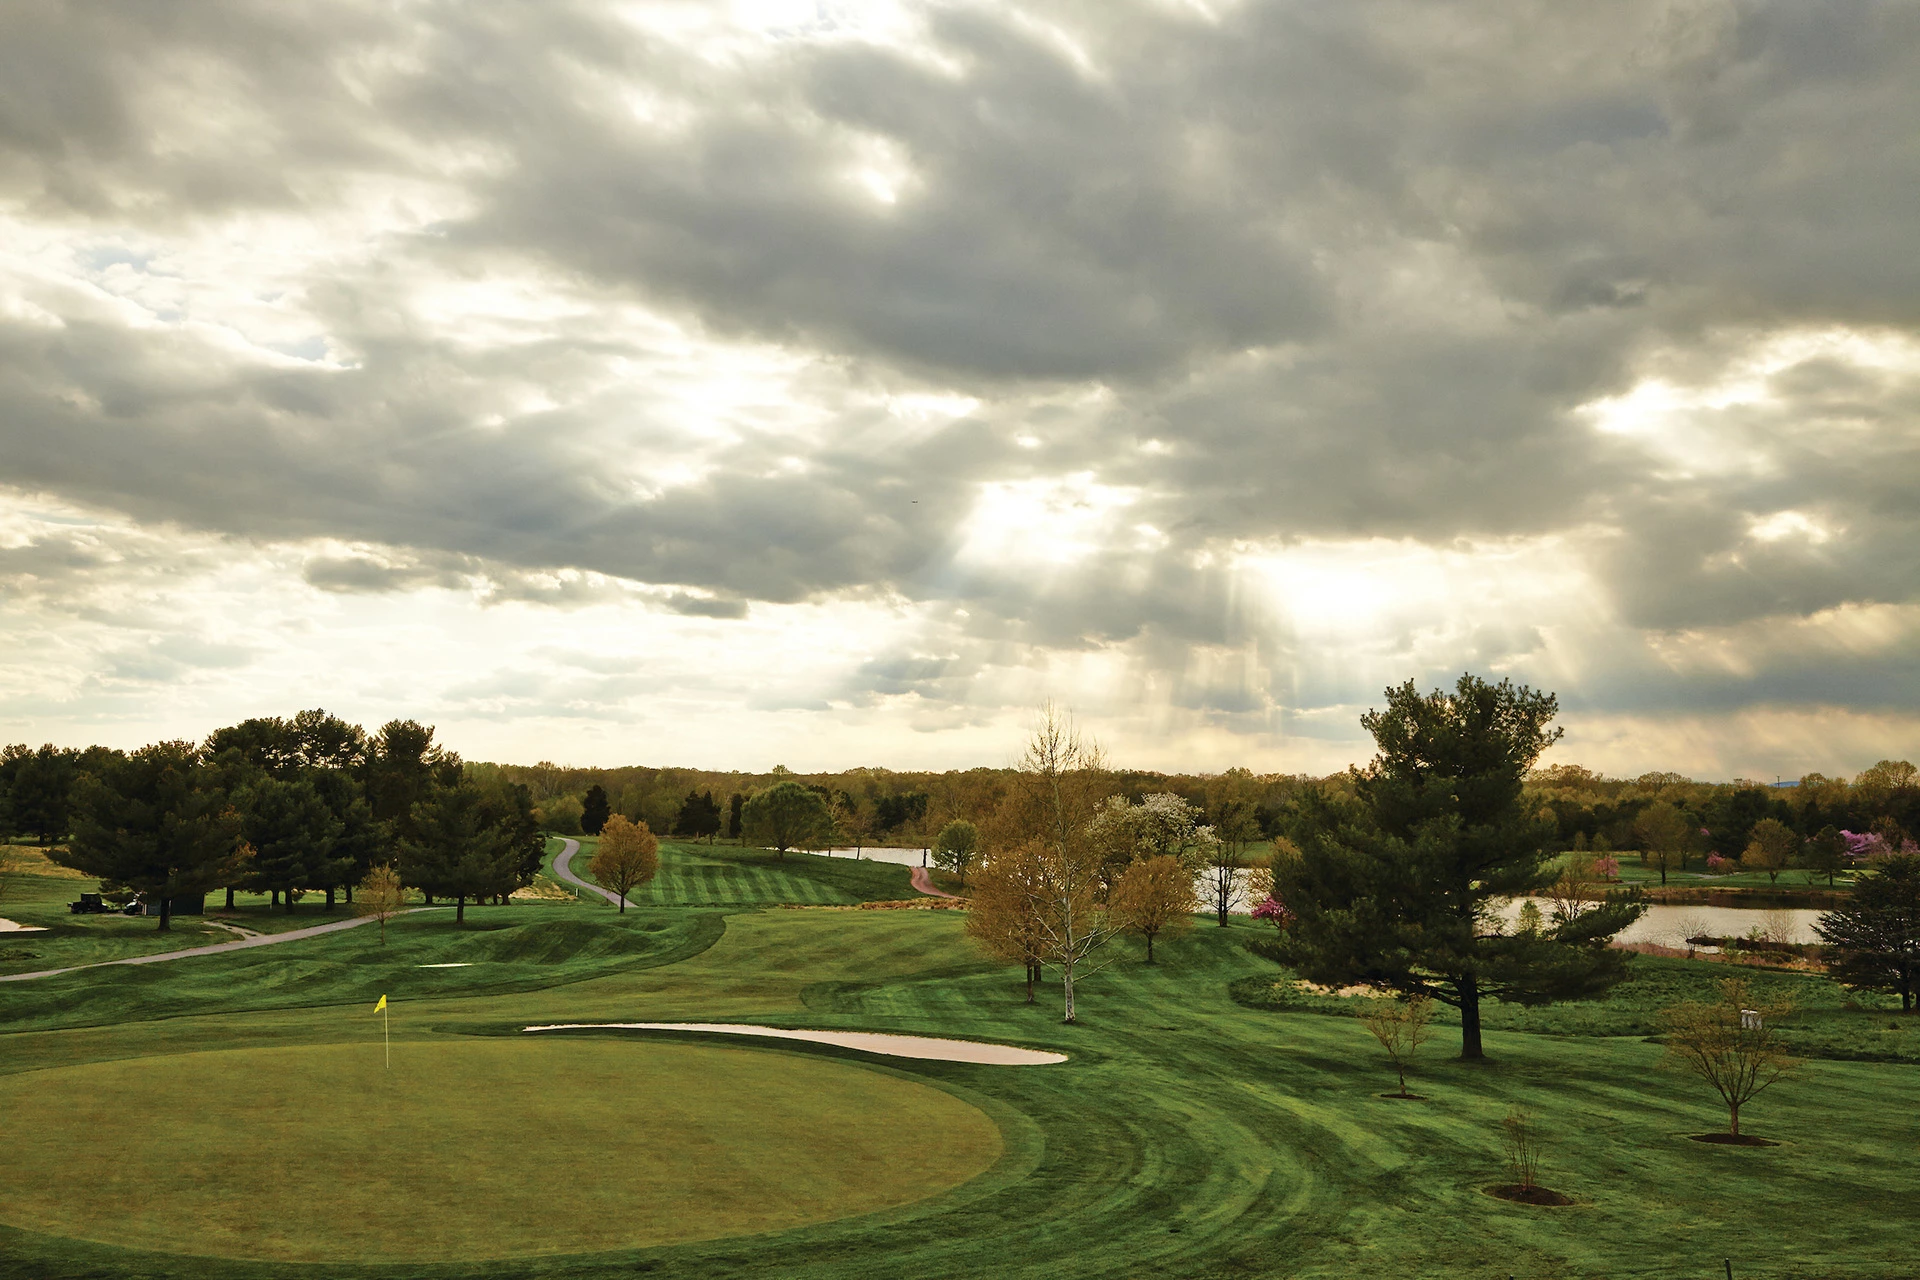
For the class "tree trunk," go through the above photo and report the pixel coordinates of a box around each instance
[1145,931,1155,963]
[1062,961,1076,1023]
[224,886,235,909]
[1025,962,1037,1003]
[325,888,336,911]
[283,891,294,914]
[271,889,279,907]
[157,893,172,932]
[1459,975,1484,1060]
[1729,1100,1740,1137]
[617,890,626,914]
[1660,865,1667,886]
[346,883,354,904]
[455,894,465,923]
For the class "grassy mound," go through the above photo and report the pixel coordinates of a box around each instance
[0,1038,1001,1263]
[0,906,725,1035]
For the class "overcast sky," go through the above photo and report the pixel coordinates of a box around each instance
[3,0,1917,778]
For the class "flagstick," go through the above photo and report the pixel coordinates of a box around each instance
[384,1003,390,1069]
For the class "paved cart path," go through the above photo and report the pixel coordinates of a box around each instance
[910,867,962,899]
[0,907,447,983]
[550,837,632,908]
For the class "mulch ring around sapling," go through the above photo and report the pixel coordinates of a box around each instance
[1686,1133,1781,1146]
[1377,1092,1427,1100]
[1484,1184,1575,1206]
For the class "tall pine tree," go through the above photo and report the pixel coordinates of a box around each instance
[1816,855,1920,1012]
[60,742,248,930]
[580,784,611,836]
[1265,675,1645,1059]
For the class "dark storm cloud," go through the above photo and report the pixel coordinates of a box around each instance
[4,0,1920,726]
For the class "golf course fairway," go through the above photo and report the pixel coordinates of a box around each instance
[0,1038,1004,1262]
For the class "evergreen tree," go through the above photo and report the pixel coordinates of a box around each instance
[580,784,611,836]
[59,742,248,930]
[310,768,382,908]
[236,776,349,911]
[1816,855,1920,1012]
[476,776,546,898]
[9,744,80,845]
[398,783,516,924]
[728,792,744,842]
[363,720,459,842]
[1265,675,1646,1060]
[205,716,304,780]
[673,790,723,842]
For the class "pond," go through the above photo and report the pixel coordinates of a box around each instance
[803,849,1832,944]
[522,1022,1068,1065]
[1499,899,1828,946]
[818,845,928,867]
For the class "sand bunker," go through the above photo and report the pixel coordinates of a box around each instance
[522,1022,1067,1065]
[0,918,47,933]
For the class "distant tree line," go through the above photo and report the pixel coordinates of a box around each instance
[2,711,543,929]
[1524,760,1919,885]
[474,756,1307,865]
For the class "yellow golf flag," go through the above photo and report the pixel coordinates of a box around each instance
[374,994,387,1012]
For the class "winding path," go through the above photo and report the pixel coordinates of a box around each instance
[0,907,449,984]
[550,837,631,908]
[910,867,961,899]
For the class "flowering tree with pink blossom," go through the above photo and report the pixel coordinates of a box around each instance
[1251,895,1294,928]
[1593,856,1620,881]
[1841,830,1888,862]
[1706,853,1734,874]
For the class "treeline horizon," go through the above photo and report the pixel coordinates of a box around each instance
[450,754,1920,864]
[5,711,1917,873]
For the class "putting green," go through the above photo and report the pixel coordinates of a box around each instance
[0,1038,1003,1262]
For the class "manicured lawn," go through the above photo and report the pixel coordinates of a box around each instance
[1579,853,1856,894]
[2,899,1917,1278]
[0,904,724,1036]
[569,837,917,906]
[1236,952,1920,1062]
[0,1038,1001,1262]
[0,874,327,976]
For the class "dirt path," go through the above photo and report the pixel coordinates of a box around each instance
[549,837,630,908]
[0,907,447,984]
[910,866,962,899]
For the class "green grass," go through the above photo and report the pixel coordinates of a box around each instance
[3,898,1918,1278]
[0,874,327,976]
[571,837,917,906]
[1573,852,1856,894]
[0,904,725,1037]
[0,1038,1000,1262]
[1234,952,1920,1062]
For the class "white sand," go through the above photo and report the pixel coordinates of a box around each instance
[0,918,48,933]
[523,1022,1067,1065]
